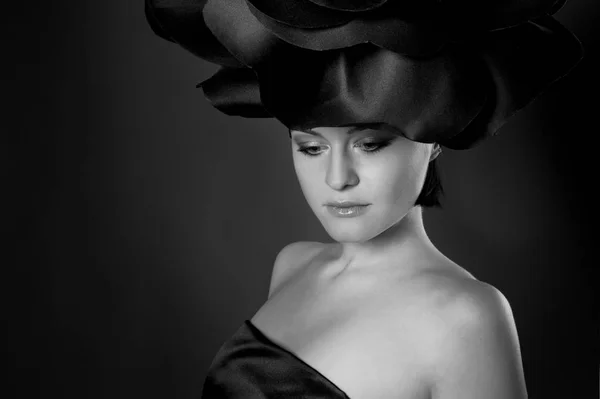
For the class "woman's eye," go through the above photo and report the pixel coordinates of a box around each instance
[296,139,393,157]
[361,142,380,151]
[297,145,325,157]
[357,140,392,153]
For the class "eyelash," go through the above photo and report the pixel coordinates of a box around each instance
[296,140,393,157]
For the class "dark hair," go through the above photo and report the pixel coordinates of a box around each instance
[414,157,443,209]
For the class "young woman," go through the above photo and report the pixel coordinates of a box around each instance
[253,124,518,398]
[145,0,582,397]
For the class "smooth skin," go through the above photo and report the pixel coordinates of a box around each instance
[250,124,528,399]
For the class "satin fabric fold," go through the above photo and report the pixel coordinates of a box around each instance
[202,320,350,398]
[145,0,583,149]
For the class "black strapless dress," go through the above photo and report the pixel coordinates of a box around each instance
[201,320,351,398]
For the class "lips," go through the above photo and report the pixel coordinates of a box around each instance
[325,200,369,207]
[324,201,370,218]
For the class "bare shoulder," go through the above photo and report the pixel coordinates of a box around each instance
[414,271,514,325]
[405,271,517,345]
[268,241,326,298]
[407,273,527,398]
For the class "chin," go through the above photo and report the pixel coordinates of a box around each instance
[320,218,381,243]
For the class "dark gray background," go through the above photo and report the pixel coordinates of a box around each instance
[7,1,598,398]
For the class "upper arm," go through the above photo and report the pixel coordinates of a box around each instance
[428,283,528,399]
[268,241,322,298]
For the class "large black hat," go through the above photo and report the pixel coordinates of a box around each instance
[145,0,582,149]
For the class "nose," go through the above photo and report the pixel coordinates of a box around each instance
[325,146,359,190]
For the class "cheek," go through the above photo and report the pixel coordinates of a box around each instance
[362,148,428,204]
[292,156,322,201]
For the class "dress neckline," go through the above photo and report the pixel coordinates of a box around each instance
[244,319,351,399]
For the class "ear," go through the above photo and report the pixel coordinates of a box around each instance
[429,143,442,162]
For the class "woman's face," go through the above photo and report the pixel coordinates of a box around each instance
[290,124,438,243]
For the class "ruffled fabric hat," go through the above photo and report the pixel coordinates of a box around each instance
[145,0,583,149]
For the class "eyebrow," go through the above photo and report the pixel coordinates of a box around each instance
[289,123,392,138]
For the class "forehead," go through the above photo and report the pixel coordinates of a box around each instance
[291,123,398,137]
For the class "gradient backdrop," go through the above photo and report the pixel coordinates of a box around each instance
[7,1,599,398]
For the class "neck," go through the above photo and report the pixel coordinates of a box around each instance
[327,206,438,276]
